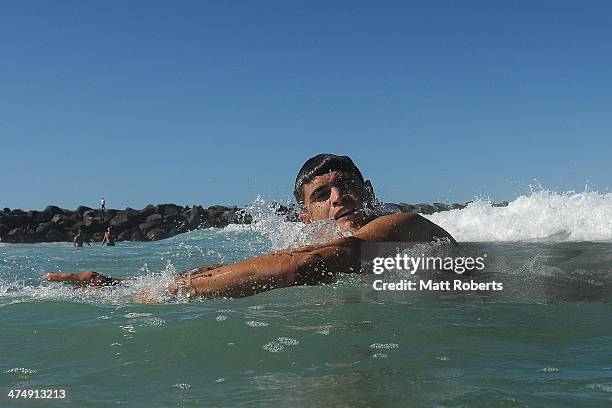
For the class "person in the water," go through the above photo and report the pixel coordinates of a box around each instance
[43,154,456,299]
[73,228,91,247]
[102,226,115,246]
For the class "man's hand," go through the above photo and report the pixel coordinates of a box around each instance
[42,271,108,286]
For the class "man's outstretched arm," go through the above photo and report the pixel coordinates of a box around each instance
[169,236,363,299]
[41,237,363,299]
[166,213,455,299]
[42,212,455,300]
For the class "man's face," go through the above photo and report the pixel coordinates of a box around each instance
[300,170,372,232]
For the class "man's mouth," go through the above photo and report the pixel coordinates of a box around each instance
[334,208,356,221]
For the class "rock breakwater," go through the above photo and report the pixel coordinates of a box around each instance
[0,204,250,244]
[0,200,508,244]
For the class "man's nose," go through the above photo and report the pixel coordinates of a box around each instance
[330,186,345,206]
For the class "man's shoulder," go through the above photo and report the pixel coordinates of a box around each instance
[369,212,421,228]
[355,212,420,241]
[356,212,455,243]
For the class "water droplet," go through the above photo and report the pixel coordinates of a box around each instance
[277,337,299,346]
[246,320,269,327]
[262,342,284,353]
[369,343,399,350]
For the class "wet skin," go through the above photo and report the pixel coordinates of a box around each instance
[43,171,456,300]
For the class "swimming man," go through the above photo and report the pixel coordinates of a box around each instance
[43,154,456,300]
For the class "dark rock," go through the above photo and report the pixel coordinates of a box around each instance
[3,215,32,229]
[110,207,152,231]
[273,203,294,216]
[396,203,416,213]
[82,211,105,234]
[27,210,44,223]
[159,204,181,219]
[146,214,162,225]
[433,203,450,212]
[138,213,163,236]
[172,221,189,234]
[51,214,75,227]
[65,230,77,241]
[46,228,67,242]
[42,205,66,222]
[492,201,509,207]
[3,198,499,244]
[98,210,117,224]
[414,204,435,215]
[163,213,182,226]
[186,206,206,228]
[36,222,55,234]
[236,209,253,224]
[205,205,232,228]
[71,221,83,232]
[110,212,135,230]
[141,205,158,218]
[75,206,93,217]
[138,221,157,235]
[145,228,166,241]
[130,228,145,241]
[6,227,27,243]
[124,207,138,213]
[82,210,97,227]
[224,207,242,225]
[117,229,132,241]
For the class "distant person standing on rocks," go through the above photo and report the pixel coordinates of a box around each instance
[102,226,115,246]
[101,197,106,211]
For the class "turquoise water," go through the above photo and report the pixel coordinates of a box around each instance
[2,194,612,407]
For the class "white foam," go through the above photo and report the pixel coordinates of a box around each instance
[262,341,284,353]
[369,343,399,349]
[277,337,299,346]
[246,320,269,327]
[223,196,345,250]
[1,261,187,305]
[425,190,612,242]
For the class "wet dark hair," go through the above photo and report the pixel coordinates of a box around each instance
[294,154,364,207]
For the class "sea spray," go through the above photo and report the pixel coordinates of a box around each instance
[224,196,344,250]
[425,190,612,242]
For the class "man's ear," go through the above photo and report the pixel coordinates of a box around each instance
[298,212,312,224]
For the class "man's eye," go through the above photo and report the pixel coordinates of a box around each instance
[312,190,330,201]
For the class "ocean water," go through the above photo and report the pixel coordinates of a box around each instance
[1,191,612,407]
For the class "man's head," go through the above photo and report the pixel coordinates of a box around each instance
[294,154,374,231]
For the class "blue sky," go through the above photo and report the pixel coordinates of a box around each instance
[2,1,611,210]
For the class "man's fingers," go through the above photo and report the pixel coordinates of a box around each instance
[42,272,72,281]
[42,272,100,283]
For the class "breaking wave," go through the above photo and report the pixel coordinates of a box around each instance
[425,190,612,242]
